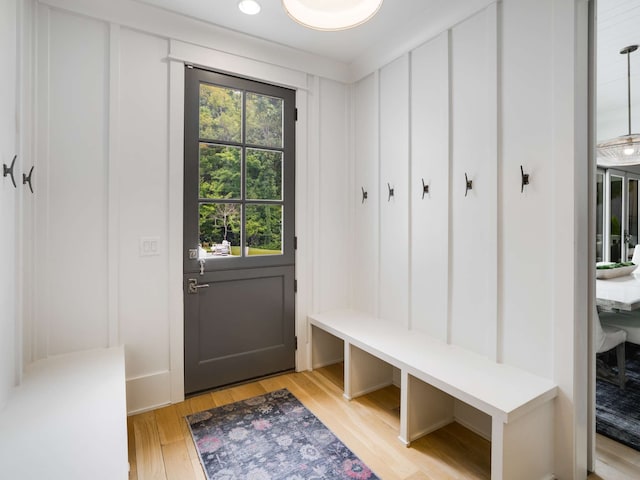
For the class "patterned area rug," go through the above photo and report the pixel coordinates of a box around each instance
[186,389,379,480]
[596,342,640,451]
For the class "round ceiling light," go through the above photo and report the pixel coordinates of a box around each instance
[238,0,261,15]
[281,0,383,31]
[597,45,640,166]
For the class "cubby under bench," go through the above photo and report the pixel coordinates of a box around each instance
[309,309,558,480]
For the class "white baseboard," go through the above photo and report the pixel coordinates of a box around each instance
[349,380,394,399]
[126,370,172,415]
[311,357,344,369]
[454,416,492,442]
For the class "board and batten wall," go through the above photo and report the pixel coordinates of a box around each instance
[0,0,19,411]
[30,0,351,413]
[21,0,588,476]
[349,1,589,478]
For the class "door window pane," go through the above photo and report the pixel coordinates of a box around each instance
[596,173,604,262]
[199,144,241,200]
[246,148,282,200]
[199,203,241,257]
[245,205,282,255]
[610,175,623,263]
[199,84,242,142]
[629,179,638,260]
[246,92,283,148]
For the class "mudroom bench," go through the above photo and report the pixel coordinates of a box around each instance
[0,347,128,479]
[309,309,558,480]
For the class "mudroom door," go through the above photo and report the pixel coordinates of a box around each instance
[183,67,296,395]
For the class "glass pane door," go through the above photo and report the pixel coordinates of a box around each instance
[609,173,624,262]
[596,172,604,262]
[187,75,293,265]
[628,178,639,261]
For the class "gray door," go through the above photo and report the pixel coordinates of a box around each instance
[183,67,296,395]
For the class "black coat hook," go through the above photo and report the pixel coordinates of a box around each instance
[465,173,473,197]
[421,178,429,199]
[520,165,530,193]
[361,186,368,204]
[23,166,34,193]
[3,155,17,188]
[387,183,394,202]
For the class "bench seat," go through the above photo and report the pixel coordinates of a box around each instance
[309,309,558,480]
[0,347,128,480]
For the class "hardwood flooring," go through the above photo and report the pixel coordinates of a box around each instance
[127,365,640,479]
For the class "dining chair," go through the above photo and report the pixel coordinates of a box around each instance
[596,306,627,389]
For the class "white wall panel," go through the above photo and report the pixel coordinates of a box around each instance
[0,0,18,410]
[317,78,350,312]
[36,7,109,355]
[351,73,379,315]
[410,33,449,339]
[500,0,553,377]
[117,28,170,377]
[379,55,410,326]
[449,6,497,358]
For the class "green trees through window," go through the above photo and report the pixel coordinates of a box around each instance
[198,83,285,256]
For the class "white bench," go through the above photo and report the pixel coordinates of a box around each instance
[0,347,129,480]
[309,309,558,480]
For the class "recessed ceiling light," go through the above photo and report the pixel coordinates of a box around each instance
[282,0,383,31]
[238,0,261,15]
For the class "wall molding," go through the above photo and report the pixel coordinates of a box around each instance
[107,23,120,349]
[37,0,350,83]
[126,370,171,414]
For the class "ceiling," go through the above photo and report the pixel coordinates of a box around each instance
[597,0,640,133]
[134,0,452,64]
[133,0,639,140]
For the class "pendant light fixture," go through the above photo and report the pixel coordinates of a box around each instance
[597,45,640,166]
[281,0,383,31]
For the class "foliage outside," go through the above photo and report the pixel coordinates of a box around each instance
[198,84,284,254]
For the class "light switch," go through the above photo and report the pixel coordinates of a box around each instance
[139,237,160,256]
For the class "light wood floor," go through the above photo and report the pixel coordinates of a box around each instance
[127,365,640,479]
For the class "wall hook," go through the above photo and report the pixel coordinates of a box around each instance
[3,155,17,188]
[465,173,473,197]
[361,186,368,204]
[23,166,34,193]
[387,182,394,201]
[421,178,429,199]
[520,165,530,193]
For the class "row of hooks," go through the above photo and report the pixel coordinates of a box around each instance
[3,155,34,193]
[361,166,531,203]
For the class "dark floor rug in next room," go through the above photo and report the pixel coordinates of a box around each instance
[597,342,640,452]
[186,388,379,480]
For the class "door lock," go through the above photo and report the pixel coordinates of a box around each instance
[188,278,210,294]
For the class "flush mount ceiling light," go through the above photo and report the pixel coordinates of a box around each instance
[598,45,640,166]
[238,0,261,15]
[281,0,383,31]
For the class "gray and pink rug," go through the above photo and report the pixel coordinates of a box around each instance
[187,388,379,480]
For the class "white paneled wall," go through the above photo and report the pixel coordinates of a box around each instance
[410,33,449,340]
[351,73,379,316]
[449,6,498,359]
[35,6,109,356]
[315,78,350,312]
[31,1,350,412]
[117,28,171,405]
[500,0,554,378]
[0,0,18,410]
[379,55,410,327]
[349,1,587,472]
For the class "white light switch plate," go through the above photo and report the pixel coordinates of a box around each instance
[139,237,160,256]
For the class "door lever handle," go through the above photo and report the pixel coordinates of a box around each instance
[188,278,210,294]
